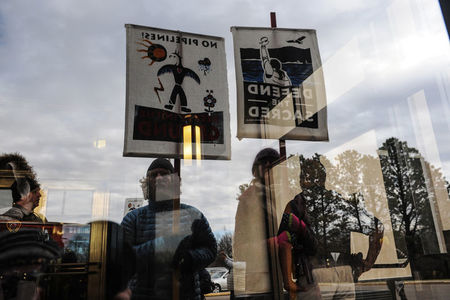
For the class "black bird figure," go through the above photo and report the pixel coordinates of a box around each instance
[287,36,306,44]
[158,51,200,113]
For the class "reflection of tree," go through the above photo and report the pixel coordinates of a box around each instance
[323,150,388,224]
[217,232,233,258]
[300,154,347,256]
[379,137,439,269]
[298,154,384,279]
[347,192,372,233]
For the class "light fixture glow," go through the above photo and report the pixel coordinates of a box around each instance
[195,126,201,164]
[183,125,193,165]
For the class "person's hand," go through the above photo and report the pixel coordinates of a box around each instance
[113,288,131,300]
[259,36,269,45]
[218,251,227,261]
[286,213,307,236]
[277,231,292,245]
[286,283,313,300]
[284,281,302,293]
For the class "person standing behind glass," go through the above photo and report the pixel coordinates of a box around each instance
[0,153,45,223]
[118,158,217,300]
[232,148,280,299]
[277,191,321,300]
[277,156,384,300]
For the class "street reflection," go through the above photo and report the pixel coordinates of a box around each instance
[1,136,450,300]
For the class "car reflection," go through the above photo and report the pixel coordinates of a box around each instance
[208,267,229,293]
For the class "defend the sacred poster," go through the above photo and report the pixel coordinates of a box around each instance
[231,27,328,141]
[124,24,231,159]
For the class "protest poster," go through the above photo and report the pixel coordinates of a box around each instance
[124,24,231,159]
[231,27,328,141]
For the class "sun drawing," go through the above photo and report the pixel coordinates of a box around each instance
[137,39,167,66]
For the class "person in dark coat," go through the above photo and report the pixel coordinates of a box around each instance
[277,156,384,300]
[118,158,217,300]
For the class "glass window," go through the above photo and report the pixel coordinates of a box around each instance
[0,1,449,299]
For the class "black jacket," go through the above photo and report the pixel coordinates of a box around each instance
[121,201,217,300]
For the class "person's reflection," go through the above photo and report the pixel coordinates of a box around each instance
[0,153,45,223]
[277,186,320,300]
[118,158,217,300]
[233,148,280,299]
[0,153,61,300]
[278,156,384,300]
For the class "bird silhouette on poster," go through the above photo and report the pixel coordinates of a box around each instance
[157,51,201,113]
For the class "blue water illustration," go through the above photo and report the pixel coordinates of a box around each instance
[241,60,313,86]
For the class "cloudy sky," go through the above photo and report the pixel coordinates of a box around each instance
[0,0,449,233]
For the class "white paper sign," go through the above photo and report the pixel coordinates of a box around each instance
[124,198,145,216]
[124,24,231,159]
[231,27,328,141]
